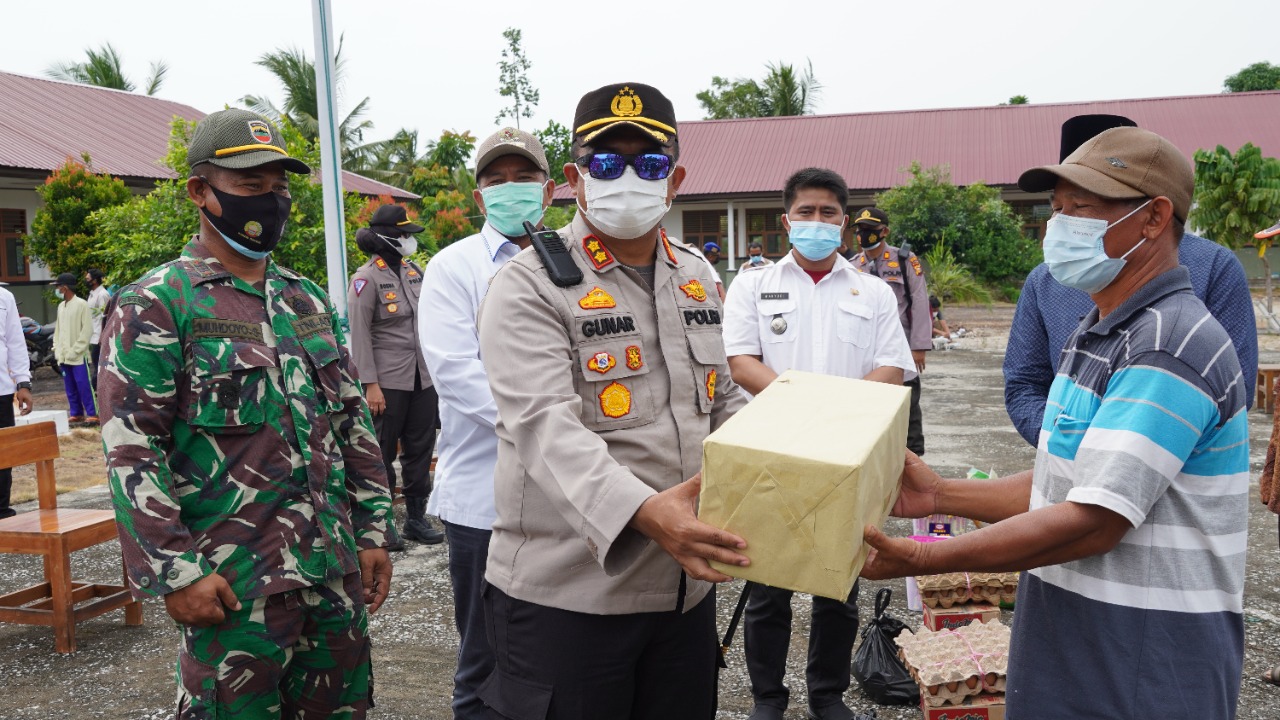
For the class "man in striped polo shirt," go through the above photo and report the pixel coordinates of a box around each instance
[861,127,1248,719]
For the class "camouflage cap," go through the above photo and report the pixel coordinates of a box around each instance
[474,127,550,177]
[188,109,311,175]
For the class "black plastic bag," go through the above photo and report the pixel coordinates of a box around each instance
[853,587,920,706]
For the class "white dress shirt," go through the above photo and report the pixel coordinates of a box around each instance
[419,224,522,529]
[722,252,914,380]
[0,286,33,396]
[87,285,110,345]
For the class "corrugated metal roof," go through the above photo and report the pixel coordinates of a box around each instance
[0,70,415,199]
[554,91,1280,199]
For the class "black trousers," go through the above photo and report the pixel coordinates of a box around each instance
[743,581,859,711]
[906,376,924,455]
[0,394,13,510]
[444,521,494,720]
[480,583,718,720]
[373,384,438,501]
[89,343,100,391]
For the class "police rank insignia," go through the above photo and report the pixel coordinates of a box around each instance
[248,120,273,144]
[387,303,399,313]
[584,236,613,270]
[887,261,899,269]
[588,351,617,374]
[659,228,678,265]
[680,279,708,302]
[599,381,632,418]
[909,256,923,276]
[384,291,398,301]
[706,369,717,403]
[374,257,388,270]
[579,287,617,310]
[353,278,367,296]
[625,345,643,370]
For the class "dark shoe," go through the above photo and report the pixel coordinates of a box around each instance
[747,704,786,720]
[0,508,16,521]
[805,702,870,720]
[404,517,444,544]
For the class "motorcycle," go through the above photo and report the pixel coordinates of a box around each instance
[20,315,60,376]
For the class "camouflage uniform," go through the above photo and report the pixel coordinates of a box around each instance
[99,236,393,718]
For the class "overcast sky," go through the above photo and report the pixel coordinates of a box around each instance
[5,0,1278,152]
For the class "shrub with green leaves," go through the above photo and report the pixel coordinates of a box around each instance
[27,154,133,285]
[921,239,992,305]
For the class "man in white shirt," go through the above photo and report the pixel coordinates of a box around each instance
[84,268,110,390]
[722,167,914,720]
[418,127,553,720]
[0,283,34,519]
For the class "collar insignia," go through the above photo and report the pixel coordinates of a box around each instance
[659,228,679,265]
[584,235,613,270]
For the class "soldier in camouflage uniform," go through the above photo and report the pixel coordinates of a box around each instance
[98,109,394,719]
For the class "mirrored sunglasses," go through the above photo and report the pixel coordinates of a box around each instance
[574,152,673,181]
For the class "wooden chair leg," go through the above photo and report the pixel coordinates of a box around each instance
[45,547,75,653]
[122,558,143,626]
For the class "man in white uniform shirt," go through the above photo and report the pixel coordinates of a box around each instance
[722,167,914,720]
[418,127,553,720]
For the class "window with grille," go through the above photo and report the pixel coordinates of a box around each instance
[0,209,27,282]
[746,208,787,257]
[682,210,727,251]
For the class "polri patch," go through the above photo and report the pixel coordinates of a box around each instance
[291,312,332,339]
[679,279,708,302]
[599,381,632,418]
[193,318,265,343]
[760,292,789,300]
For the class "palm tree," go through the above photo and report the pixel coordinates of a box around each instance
[46,43,168,95]
[761,60,821,116]
[241,39,373,162]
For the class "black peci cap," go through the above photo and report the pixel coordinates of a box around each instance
[852,207,889,226]
[573,83,677,146]
[369,204,425,235]
[1059,115,1137,163]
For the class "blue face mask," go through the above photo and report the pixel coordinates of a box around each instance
[787,218,844,261]
[750,254,764,264]
[1043,199,1151,294]
[216,228,271,260]
[482,181,548,237]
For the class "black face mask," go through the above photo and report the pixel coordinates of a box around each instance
[857,228,882,248]
[199,180,291,256]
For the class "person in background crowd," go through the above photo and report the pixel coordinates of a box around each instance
[1003,114,1257,447]
[738,241,774,273]
[347,203,443,548]
[52,272,95,423]
[476,81,748,719]
[700,241,727,300]
[1257,216,1280,690]
[864,126,1249,720]
[84,267,109,390]
[0,282,34,519]
[850,208,931,454]
[723,166,913,720]
[99,108,393,718]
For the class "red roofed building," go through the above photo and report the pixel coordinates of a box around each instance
[0,70,416,312]
[555,91,1280,281]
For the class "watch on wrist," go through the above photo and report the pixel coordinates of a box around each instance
[16,381,31,390]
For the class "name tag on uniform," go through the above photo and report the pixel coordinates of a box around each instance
[760,292,789,300]
[292,312,333,338]
[193,318,264,343]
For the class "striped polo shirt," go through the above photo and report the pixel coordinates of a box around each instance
[1006,267,1248,719]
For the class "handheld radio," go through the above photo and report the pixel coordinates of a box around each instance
[525,221,583,288]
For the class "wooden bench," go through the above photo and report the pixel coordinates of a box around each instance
[0,422,141,652]
[1258,364,1280,414]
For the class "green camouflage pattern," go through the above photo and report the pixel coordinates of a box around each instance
[177,572,373,718]
[99,237,393,601]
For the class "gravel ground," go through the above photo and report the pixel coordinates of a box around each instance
[2,305,1279,718]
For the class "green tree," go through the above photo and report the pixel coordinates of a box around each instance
[1223,62,1280,92]
[534,120,572,184]
[1190,143,1280,310]
[1002,95,1029,105]
[495,28,540,129]
[696,60,821,119]
[46,42,168,95]
[875,163,1038,284]
[26,154,133,284]
[241,40,373,161]
[920,240,992,304]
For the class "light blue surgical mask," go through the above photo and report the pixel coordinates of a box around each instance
[750,254,764,264]
[482,181,548,237]
[787,218,844,261]
[1043,199,1151,294]
[216,228,271,260]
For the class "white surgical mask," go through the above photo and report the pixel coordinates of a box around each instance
[1043,199,1151,294]
[580,166,670,239]
[378,232,418,258]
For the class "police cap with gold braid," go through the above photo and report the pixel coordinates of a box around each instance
[188,108,311,175]
[573,83,677,146]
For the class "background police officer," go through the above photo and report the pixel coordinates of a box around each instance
[348,204,443,546]
[851,208,932,454]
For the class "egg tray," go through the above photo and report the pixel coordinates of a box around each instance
[896,621,1010,708]
[915,571,1019,608]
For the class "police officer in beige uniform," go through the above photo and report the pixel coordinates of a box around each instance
[850,208,932,455]
[476,82,751,720]
[347,204,443,545]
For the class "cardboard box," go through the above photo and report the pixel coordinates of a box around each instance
[15,411,69,436]
[921,693,1005,720]
[698,370,910,600]
[922,602,1001,632]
